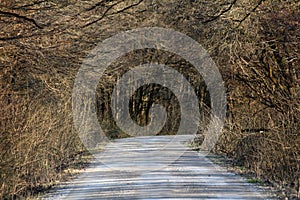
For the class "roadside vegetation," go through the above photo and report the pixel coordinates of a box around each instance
[0,0,299,199]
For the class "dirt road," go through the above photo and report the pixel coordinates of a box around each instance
[42,135,274,199]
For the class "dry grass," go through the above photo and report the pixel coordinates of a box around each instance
[0,69,86,198]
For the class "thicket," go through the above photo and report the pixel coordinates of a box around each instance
[0,0,299,198]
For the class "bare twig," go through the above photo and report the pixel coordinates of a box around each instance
[82,1,120,28]
[0,10,43,29]
[203,0,238,23]
[234,0,265,27]
[82,0,144,28]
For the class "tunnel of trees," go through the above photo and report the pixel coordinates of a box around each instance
[0,0,299,198]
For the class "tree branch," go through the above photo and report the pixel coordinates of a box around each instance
[86,0,111,11]
[114,0,143,14]
[82,1,120,28]
[234,0,265,27]
[12,1,47,10]
[82,0,144,28]
[0,10,43,29]
[203,0,238,24]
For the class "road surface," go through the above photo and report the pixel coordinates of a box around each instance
[41,135,273,199]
